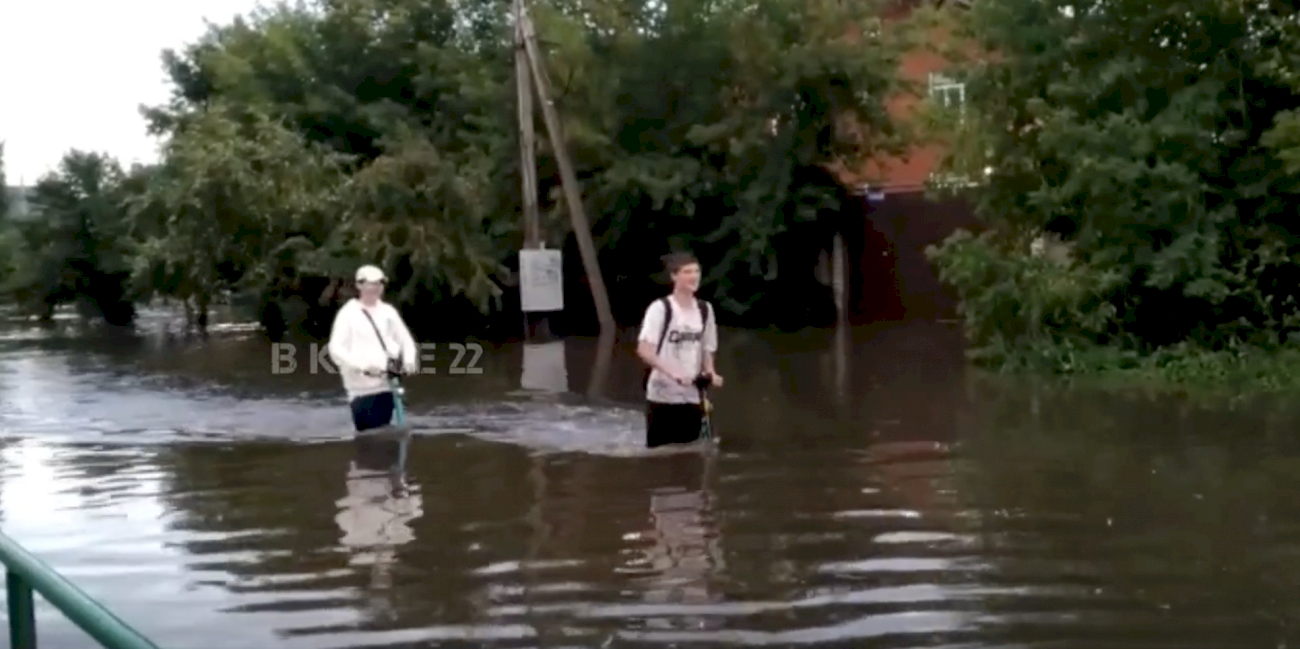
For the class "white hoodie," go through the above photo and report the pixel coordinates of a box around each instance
[327,298,418,400]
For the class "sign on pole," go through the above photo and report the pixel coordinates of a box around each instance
[520,248,563,312]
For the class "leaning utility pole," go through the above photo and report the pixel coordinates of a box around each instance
[515,10,540,249]
[515,0,615,336]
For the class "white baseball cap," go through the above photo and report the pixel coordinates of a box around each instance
[355,265,386,283]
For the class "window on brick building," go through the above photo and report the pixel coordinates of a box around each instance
[928,72,965,110]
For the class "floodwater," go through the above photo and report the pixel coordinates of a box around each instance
[4,309,1300,648]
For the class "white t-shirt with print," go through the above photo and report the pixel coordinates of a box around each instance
[638,297,718,404]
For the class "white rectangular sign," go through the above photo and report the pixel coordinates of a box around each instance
[520,248,563,312]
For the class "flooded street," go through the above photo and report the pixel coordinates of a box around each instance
[4,311,1300,648]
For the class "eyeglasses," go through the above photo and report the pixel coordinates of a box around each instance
[357,279,386,285]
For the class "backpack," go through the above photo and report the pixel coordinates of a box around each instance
[643,296,711,389]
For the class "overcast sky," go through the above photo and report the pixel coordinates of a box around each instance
[0,0,263,184]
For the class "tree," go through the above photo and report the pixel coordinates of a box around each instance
[130,103,348,329]
[929,0,1300,363]
[144,0,517,334]
[334,135,509,310]
[0,141,9,219]
[0,143,22,292]
[528,0,907,320]
[143,0,907,335]
[0,151,136,323]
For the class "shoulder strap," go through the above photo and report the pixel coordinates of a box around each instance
[654,296,672,356]
[359,307,391,356]
[697,298,712,376]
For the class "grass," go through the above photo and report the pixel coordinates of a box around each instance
[971,339,1300,413]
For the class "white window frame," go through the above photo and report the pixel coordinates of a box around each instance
[928,72,966,112]
[929,166,992,190]
[929,172,974,189]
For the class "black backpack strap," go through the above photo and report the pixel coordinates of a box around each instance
[359,308,391,357]
[644,297,673,390]
[697,298,710,330]
[654,296,673,356]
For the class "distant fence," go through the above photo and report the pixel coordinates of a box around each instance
[0,531,161,649]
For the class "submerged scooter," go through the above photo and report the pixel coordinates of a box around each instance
[358,363,412,473]
[693,372,717,444]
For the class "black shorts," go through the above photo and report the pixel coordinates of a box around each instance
[645,401,704,448]
[350,391,395,432]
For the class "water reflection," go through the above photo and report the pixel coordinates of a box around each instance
[587,330,616,401]
[22,312,1300,647]
[335,435,422,621]
[633,454,724,629]
[520,340,568,394]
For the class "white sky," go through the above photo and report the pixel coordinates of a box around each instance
[0,0,264,185]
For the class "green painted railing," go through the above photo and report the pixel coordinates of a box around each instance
[0,531,161,649]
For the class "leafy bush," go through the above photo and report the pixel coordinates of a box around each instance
[926,228,1127,370]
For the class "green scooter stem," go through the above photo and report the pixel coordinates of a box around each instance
[391,375,408,470]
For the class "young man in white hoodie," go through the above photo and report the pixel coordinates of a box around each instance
[328,265,419,432]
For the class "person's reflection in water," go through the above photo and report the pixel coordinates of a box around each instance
[633,453,724,630]
[334,434,423,619]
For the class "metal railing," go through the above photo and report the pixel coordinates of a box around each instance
[0,531,161,649]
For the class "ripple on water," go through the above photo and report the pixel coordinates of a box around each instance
[0,434,1273,649]
[0,330,1293,649]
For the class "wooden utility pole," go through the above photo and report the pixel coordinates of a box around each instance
[515,14,540,249]
[517,2,615,335]
[515,0,546,340]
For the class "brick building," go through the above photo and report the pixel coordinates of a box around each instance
[836,0,980,325]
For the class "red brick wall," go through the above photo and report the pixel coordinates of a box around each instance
[844,26,956,192]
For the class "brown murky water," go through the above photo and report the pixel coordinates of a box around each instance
[5,308,1300,648]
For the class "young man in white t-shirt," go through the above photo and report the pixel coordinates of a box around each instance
[327,265,419,432]
[636,253,724,448]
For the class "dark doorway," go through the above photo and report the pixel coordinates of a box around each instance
[847,191,981,325]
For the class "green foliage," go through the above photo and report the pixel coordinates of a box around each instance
[543,0,907,304]
[2,151,137,323]
[129,103,348,316]
[140,0,523,325]
[0,141,9,219]
[333,136,509,309]
[927,228,1126,365]
[0,227,23,291]
[929,226,1300,392]
[5,0,907,334]
[0,143,16,290]
[926,0,1300,389]
[135,0,904,330]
